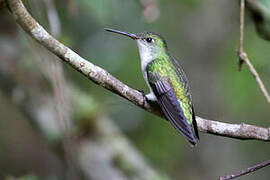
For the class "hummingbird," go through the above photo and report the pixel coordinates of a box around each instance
[105,28,199,145]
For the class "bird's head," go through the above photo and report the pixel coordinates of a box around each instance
[105,28,168,59]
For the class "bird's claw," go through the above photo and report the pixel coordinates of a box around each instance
[138,89,147,107]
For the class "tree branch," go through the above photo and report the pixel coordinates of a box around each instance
[6,0,270,142]
[219,159,270,180]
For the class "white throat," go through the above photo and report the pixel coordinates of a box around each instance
[136,41,155,95]
[136,41,154,74]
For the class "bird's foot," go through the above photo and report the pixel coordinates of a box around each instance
[138,89,147,107]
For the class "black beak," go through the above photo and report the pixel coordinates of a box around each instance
[104,28,139,40]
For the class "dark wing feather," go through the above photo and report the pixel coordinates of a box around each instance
[192,106,199,140]
[170,56,199,140]
[148,72,197,145]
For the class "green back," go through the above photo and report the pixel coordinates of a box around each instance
[146,56,193,124]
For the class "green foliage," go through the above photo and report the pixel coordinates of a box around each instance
[78,0,114,24]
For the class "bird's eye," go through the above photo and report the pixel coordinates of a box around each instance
[146,37,152,43]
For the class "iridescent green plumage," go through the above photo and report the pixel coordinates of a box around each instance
[135,32,193,124]
[146,57,193,124]
[105,28,199,145]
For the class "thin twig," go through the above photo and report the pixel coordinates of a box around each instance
[238,0,270,103]
[239,0,245,54]
[239,52,270,103]
[238,0,245,71]
[6,0,270,142]
[219,159,270,180]
[238,0,245,70]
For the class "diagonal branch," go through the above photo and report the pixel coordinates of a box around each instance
[6,0,270,142]
[219,159,270,180]
[239,52,270,103]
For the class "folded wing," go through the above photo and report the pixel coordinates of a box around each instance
[148,72,197,145]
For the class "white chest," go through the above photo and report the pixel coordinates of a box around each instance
[137,42,153,80]
[137,47,153,87]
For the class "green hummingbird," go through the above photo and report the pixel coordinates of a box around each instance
[105,28,199,145]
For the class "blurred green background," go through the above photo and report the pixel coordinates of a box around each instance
[0,0,269,179]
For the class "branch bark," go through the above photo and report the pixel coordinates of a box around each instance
[6,0,270,142]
